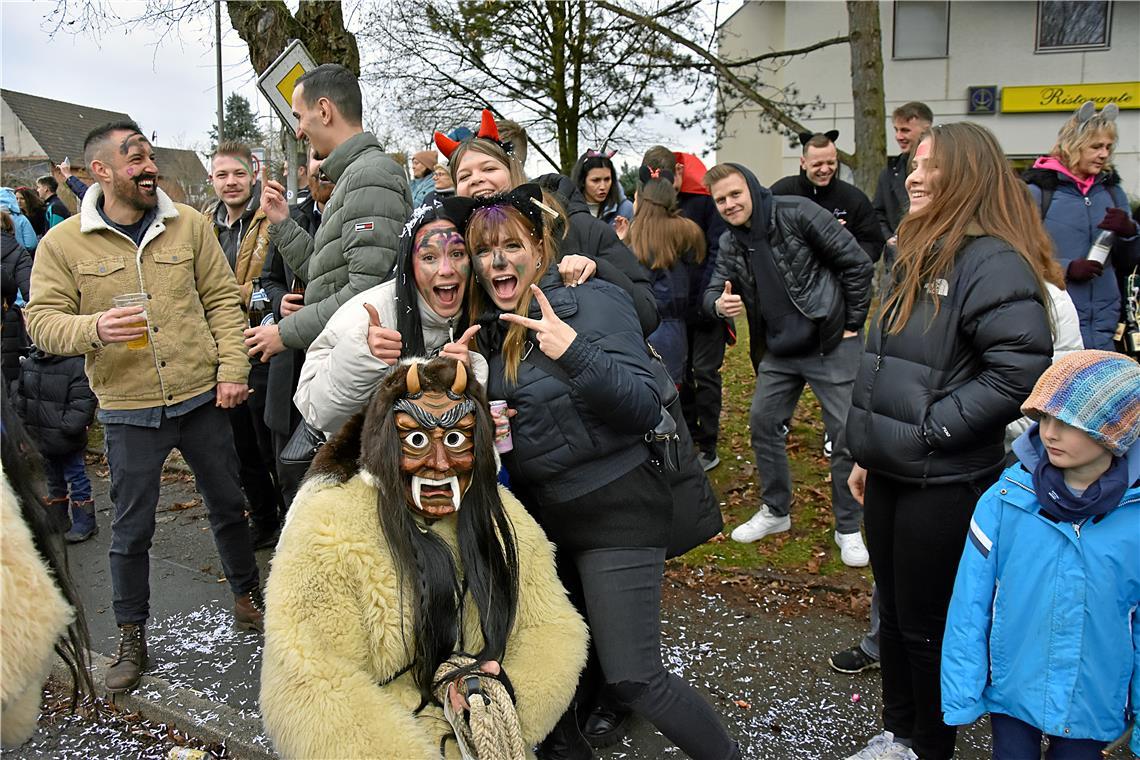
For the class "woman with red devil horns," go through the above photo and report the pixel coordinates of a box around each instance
[434,109,661,337]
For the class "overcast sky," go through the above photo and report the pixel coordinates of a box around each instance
[2,1,731,173]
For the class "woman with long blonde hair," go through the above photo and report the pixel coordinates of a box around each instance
[460,186,739,760]
[843,122,1054,760]
[1022,101,1137,351]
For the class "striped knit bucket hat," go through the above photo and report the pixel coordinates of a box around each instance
[1021,350,1140,457]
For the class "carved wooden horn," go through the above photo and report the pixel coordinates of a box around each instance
[452,361,467,395]
[406,362,421,395]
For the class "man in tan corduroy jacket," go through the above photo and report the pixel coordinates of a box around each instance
[25,120,264,696]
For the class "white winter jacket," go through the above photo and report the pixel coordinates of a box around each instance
[1004,282,1084,447]
[295,279,488,434]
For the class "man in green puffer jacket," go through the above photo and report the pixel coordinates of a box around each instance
[247,63,411,361]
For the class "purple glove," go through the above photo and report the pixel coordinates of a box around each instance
[1098,207,1137,237]
[1068,258,1104,282]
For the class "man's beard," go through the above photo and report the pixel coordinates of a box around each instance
[113,172,159,211]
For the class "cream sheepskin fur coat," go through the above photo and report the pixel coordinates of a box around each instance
[260,474,588,759]
[1,466,73,748]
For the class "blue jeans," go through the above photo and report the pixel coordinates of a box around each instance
[45,449,92,502]
[991,713,1106,760]
[104,402,259,625]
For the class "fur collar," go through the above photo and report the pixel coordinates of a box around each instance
[79,183,179,235]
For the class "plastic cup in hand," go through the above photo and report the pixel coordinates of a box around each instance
[489,400,513,453]
[113,292,149,350]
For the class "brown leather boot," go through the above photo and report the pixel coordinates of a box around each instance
[105,623,147,693]
[234,587,265,633]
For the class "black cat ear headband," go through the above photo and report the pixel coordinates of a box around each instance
[442,183,556,238]
[798,129,840,146]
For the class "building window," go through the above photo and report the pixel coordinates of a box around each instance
[1036,1,1112,52]
[893,1,950,60]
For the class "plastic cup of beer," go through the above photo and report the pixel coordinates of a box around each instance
[113,292,149,350]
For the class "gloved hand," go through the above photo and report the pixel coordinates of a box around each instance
[1098,207,1137,237]
[1068,258,1104,282]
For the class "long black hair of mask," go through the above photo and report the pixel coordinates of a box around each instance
[0,387,95,705]
[358,358,519,705]
[394,203,472,358]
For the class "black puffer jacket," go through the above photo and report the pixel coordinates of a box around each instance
[475,269,660,508]
[703,164,873,371]
[534,173,659,335]
[846,236,1052,485]
[12,350,97,456]
[2,232,33,386]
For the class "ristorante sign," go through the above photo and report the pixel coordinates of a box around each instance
[1001,82,1139,113]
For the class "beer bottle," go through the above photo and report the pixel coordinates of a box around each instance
[249,277,275,329]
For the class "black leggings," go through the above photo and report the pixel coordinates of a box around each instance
[863,472,994,760]
[556,545,736,760]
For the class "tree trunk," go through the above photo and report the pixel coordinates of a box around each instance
[226,0,359,76]
[846,1,886,196]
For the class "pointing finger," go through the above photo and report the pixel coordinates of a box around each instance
[363,303,382,328]
[456,324,481,344]
[499,312,543,331]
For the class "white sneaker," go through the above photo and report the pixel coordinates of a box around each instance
[845,731,917,760]
[730,505,790,543]
[835,530,870,567]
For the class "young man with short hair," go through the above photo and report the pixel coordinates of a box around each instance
[873,102,933,248]
[704,162,873,566]
[35,175,72,229]
[205,141,284,548]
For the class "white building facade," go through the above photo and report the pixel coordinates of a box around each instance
[717,0,1140,198]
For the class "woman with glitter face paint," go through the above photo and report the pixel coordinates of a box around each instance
[455,185,739,760]
[437,111,661,337]
[294,201,487,436]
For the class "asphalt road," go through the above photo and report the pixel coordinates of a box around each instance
[4,462,999,760]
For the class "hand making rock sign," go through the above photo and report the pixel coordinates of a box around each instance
[498,284,578,361]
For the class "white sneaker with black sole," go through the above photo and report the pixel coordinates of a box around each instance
[835,530,870,567]
[729,505,791,543]
[845,731,917,760]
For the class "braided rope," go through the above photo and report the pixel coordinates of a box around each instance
[433,656,525,760]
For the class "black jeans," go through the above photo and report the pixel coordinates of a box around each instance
[683,320,726,454]
[557,546,736,760]
[990,713,1106,760]
[227,362,283,527]
[105,402,260,625]
[863,472,994,760]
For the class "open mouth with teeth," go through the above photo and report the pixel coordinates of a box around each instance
[434,283,460,308]
[136,176,158,193]
[411,474,462,515]
[492,275,519,302]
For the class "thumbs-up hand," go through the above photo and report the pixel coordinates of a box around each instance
[362,303,403,364]
[440,324,481,368]
[499,284,578,361]
[715,280,743,318]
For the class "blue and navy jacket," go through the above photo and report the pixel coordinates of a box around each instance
[941,429,1140,755]
[1025,167,1138,351]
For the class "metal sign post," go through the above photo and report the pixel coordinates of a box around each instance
[257,40,317,205]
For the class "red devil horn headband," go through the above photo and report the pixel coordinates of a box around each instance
[434,109,505,160]
[434,131,461,159]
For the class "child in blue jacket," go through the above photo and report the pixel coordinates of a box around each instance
[942,349,1140,759]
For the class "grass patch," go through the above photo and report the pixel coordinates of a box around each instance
[676,319,872,583]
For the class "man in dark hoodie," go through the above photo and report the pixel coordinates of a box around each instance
[205,141,283,548]
[771,132,884,263]
[703,163,873,568]
[872,102,932,263]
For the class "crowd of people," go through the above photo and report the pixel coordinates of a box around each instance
[1,62,1138,760]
